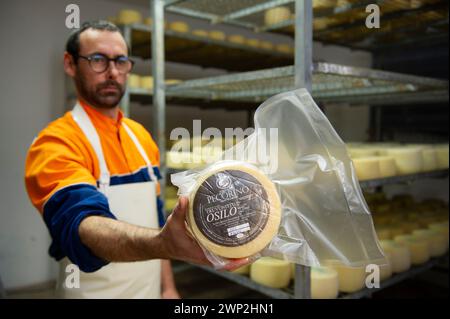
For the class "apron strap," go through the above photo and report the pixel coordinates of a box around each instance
[122,122,158,182]
[72,103,110,190]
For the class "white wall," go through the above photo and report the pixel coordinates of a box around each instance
[0,0,373,289]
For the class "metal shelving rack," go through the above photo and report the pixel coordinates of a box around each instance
[141,0,448,299]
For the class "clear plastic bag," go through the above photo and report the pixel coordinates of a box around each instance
[172,89,386,269]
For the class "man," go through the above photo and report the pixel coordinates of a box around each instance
[24,21,210,299]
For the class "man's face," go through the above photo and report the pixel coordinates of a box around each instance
[73,29,129,109]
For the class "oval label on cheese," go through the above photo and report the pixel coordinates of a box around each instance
[193,169,270,247]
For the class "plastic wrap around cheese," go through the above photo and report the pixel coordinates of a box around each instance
[250,257,291,289]
[394,235,430,265]
[117,10,142,25]
[380,240,411,273]
[264,7,291,26]
[310,267,339,299]
[385,147,424,175]
[187,162,282,259]
[352,157,381,181]
[329,262,366,293]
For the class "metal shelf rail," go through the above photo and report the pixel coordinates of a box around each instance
[165,62,449,106]
[165,0,449,51]
[190,255,448,299]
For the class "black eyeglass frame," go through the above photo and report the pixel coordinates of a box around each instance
[77,54,135,74]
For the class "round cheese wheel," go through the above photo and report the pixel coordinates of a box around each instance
[412,229,448,257]
[429,222,450,246]
[127,74,141,89]
[192,29,208,37]
[435,145,449,169]
[380,240,411,273]
[209,30,226,41]
[144,17,152,26]
[348,148,378,158]
[378,252,392,282]
[246,38,260,48]
[385,147,424,175]
[250,257,291,289]
[264,7,291,26]
[376,227,391,240]
[165,79,182,86]
[232,264,251,275]
[275,44,294,55]
[394,235,430,265]
[140,76,153,90]
[310,267,339,299]
[228,34,246,45]
[329,262,366,293]
[260,41,274,50]
[188,161,282,259]
[352,157,381,181]
[117,10,142,25]
[422,148,438,172]
[314,0,338,10]
[169,21,189,33]
[378,156,397,178]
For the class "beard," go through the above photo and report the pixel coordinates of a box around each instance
[75,71,125,109]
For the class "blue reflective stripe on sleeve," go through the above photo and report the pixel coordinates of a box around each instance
[157,196,165,228]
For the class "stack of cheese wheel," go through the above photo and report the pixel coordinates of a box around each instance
[127,74,141,89]
[117,9,142,25]
[384,146,424,175]
[192,29,208,37]
[352,157,381,181]
[264,6,291,26]
[169,21,189,33]
[380,240,411,273]
[435,144,449,169]
[246,38,260,48]
[422,147,438,172]
[275,44,293,55]
[377,156,397,178]
[228,34,246,45]
[314,0,338,10]
[209,30,226,41]
[250,257,291,289]
[412,229,448,257]
[394,235,430,265]
[329,262,367,293]
[310,267,339,299]
[376,253,393,282]
[188,161,282,259]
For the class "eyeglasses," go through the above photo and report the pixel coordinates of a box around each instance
[78,53,135,74]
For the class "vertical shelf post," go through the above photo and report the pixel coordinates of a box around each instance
[293,0,313,300]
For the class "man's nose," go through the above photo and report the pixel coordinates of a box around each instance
[107,61,120,78]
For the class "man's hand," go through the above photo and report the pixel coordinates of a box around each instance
[161,287,181,299]
[158,197,211,266]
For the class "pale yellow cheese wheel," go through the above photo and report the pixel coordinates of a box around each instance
[378,252,392,281]
[378,156,397,178]
[329,262,366,293]
[352,157,381,181]
[192,29,208,37]
[264,7,291,26]
[260,41,274,50]
[422,148,438,172]
[228,34,246,45]
[117,9,142,25]
[385,147,424,175]
[232,264,251,275]
[314,0,338,10]
[310,267,339,299]
[275,44,294,55]
[127,73,141,89]
[250,257,291,289]
[245,38,260,48]
[435,145,449,169]
[376,227,391,241]
[188,162,282,259]
[394,235,430,265]
[165,79,182,86]
[380,240,411,273]
[412,229,448,257]
[144,17,152,26]
[140,76,153,90]
[209,30,226,41]
[348,148,378,158]
[429,222,450,246]
[169,21,189,33]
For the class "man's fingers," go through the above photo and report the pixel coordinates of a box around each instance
[172,196,188,220]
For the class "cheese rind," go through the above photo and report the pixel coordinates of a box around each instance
[250,257,291,289]
[188,162,281,259]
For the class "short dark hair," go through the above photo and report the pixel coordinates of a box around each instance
[65,20,128,63]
